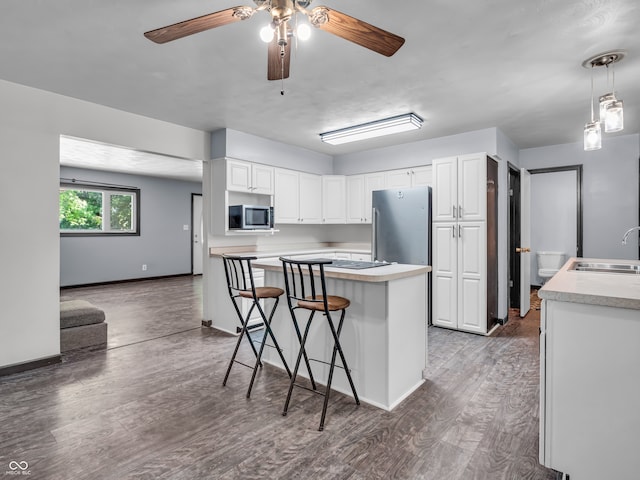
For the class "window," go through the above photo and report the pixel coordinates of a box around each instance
[59,182,140,236]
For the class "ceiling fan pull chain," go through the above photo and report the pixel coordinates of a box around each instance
[280,46,285,95]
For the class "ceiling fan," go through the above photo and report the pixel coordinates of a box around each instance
[144,0,405,81]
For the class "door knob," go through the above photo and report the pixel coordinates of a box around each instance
[516,247,531,253]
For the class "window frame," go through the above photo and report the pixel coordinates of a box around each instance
[59,181,141,237]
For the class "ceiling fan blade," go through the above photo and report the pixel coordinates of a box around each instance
[144,6,254,44]
[311,7,405,57]
[267,38,291,81]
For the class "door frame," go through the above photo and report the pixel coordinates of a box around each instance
[191,193,203,275]
[507,163,521,311]
[528,165,583,258]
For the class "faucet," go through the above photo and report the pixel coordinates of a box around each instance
[622,226,640,245]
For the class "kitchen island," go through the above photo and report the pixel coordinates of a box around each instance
[252,257,430,411]
[538,257,640,480]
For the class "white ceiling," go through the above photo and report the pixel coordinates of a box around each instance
[3,0,639,179]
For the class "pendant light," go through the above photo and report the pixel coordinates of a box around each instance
[584,64,601,151]
[581,50,626,151]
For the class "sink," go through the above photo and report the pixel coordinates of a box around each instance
[570,261,640,274]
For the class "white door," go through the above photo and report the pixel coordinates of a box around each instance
[192,194,203,275]
[431,222,457,329]
[457,222,486,334]
[520,168,531,317]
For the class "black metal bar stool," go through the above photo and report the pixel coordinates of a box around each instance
[279,257,360,431]
[221,254,291,398]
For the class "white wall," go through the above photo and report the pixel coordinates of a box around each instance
[60,167,202,286]
[520,134,639,261]
[332,128,498,175]
[0,79,209,369]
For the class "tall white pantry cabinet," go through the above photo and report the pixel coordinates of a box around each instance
[431,153,499,335]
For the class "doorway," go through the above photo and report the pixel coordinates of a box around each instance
[529,165,583,286]
[508,164,521,310]
[191,193,203,275]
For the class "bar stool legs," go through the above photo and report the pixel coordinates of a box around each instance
[221,254,291,398]
[319,309,360,430]
[246,297,292,398]
[282,308,360,431]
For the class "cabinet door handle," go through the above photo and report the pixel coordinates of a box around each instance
[458,225,462,238]
[453,205,457,218]
[452,225,455,238]
[459,204,463,217]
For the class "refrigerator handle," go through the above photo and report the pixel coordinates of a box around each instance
[371,207,378,261]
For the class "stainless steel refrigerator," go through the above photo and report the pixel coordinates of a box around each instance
[372,186,431,266]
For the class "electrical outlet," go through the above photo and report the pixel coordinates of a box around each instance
[142,264,147,271]
[183,224,189,231]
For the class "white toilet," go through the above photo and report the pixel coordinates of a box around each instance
[537,251,565,284]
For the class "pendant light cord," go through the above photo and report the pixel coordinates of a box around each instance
[590,65,595,122]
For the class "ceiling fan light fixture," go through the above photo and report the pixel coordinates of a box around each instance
[260,24,275,42]
[320,113,423,145]
[296,23,311,41]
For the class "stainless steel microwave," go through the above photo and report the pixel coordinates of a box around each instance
[228,205,274,230]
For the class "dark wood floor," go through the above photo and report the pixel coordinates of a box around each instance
[61,275,203,349]
[1,277,556,479]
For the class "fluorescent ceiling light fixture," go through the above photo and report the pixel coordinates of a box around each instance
[320,113,423,145]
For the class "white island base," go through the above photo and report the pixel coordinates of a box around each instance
[253,259,429,411]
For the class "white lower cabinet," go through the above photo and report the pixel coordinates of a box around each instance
[432,221,487,334]
[540,300,640,479]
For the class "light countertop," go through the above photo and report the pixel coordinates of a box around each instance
[252,257,430,283]
[538,257,640,310]
[209,245,370,258]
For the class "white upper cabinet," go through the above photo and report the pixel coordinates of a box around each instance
[411,165,433,187]
[364,172,385,222]
[346,175,365,223]
[385,166,433,189]
[251,163,275,195]
[274,168,299,224]
[433,156,458,222]
[346,172,385,224]
[299,173,322,223]
[385,169,413,189]
[457,153,486,221]
[226,159,274,195]
[433,154,485,222]
[322,176,346,223]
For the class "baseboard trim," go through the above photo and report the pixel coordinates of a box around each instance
[61,273,193,290]
[0,355,62,377]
